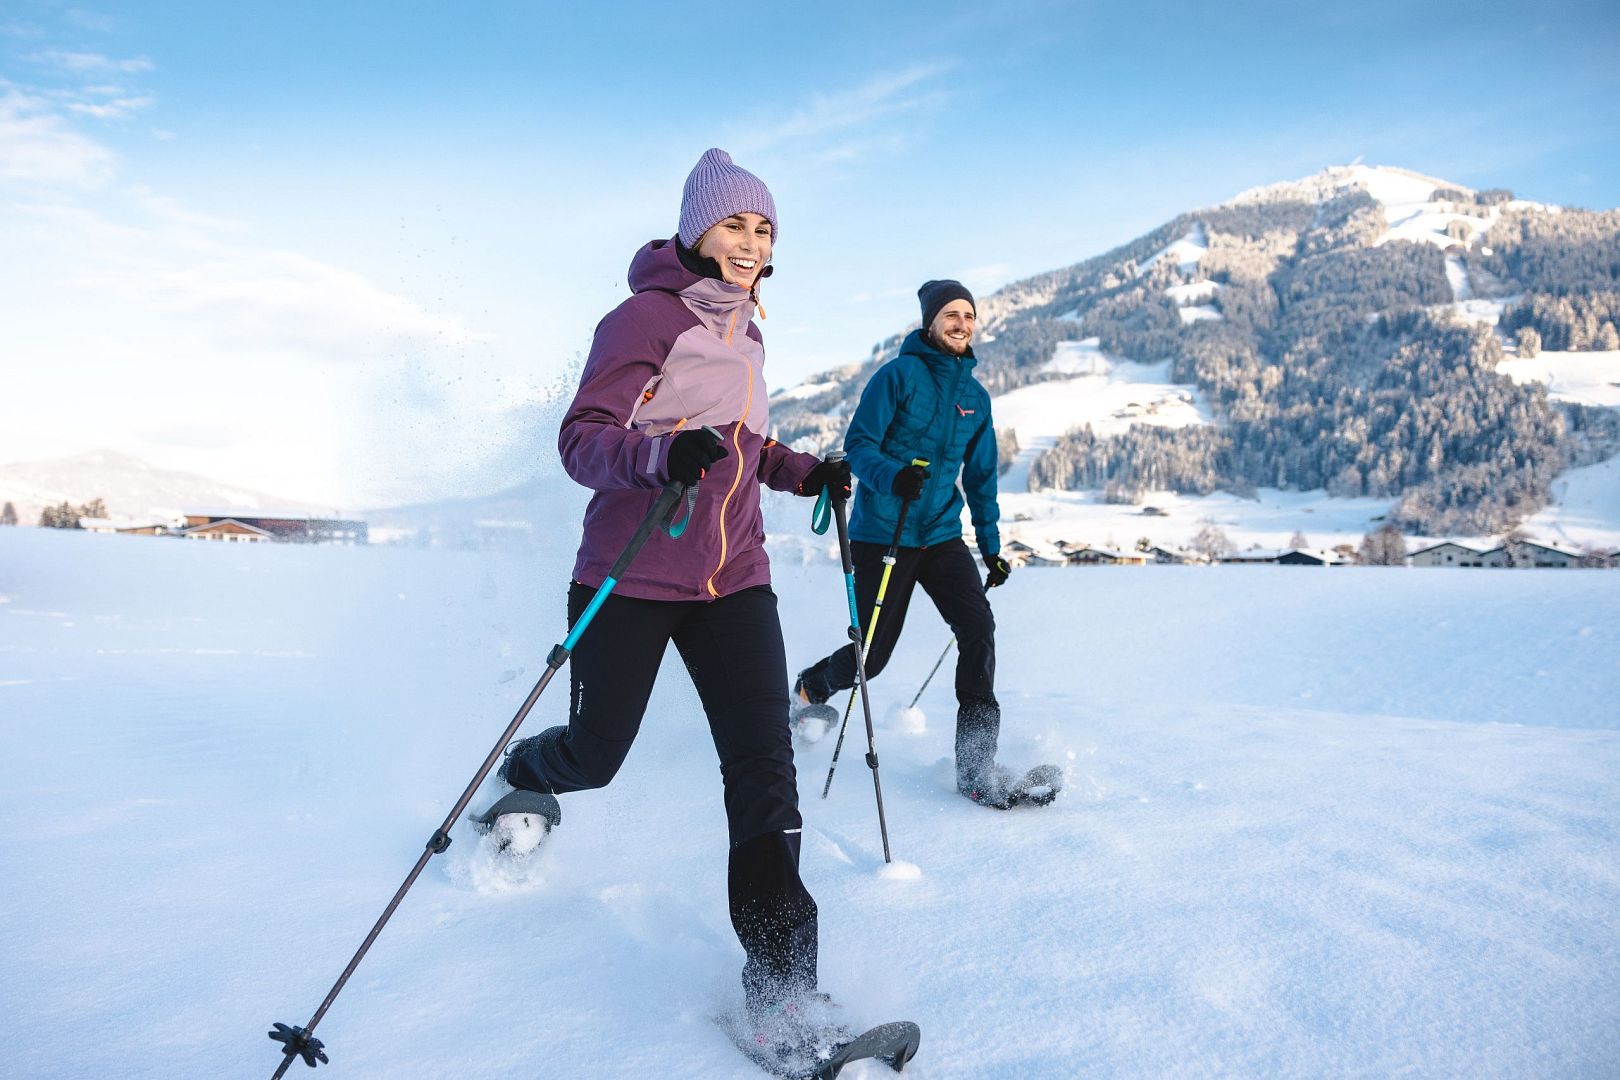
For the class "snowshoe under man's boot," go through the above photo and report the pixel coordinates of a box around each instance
[790,674,839,743]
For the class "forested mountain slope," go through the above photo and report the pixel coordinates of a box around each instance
[770,166,1620,534]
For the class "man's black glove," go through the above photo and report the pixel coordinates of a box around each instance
[666,428,728,485]
[984,554,1012,588]
[891,463,929,501]
[798,458,852,500]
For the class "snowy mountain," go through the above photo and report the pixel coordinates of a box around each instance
[768,164,1620,547]
[0,449,322,526]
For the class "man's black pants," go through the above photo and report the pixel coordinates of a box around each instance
[797,537,1001,786]
[504,583,816,1008]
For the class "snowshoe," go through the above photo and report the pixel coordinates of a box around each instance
[718,993,919,1079]
[1008,764,1063,807]
[960,763,1063,810]
[791,702,840,743]
[470,789,561,856]
[790,675,840,743]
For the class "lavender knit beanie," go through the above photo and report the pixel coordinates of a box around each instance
[678,148,777,248]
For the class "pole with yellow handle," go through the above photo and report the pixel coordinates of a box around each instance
[820,457,931,856]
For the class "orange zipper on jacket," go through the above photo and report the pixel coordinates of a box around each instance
[705,361,753,598]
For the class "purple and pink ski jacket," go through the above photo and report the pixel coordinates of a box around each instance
[559,238,817,601]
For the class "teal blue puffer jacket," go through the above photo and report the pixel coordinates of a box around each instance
[845,329,1001,557]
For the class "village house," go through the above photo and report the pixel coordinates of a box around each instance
[1409,542,1486,567]
[1220,548,1346,566]
[183,518,274,543]
[79,517,173,537]
[1000,539,1067,568]
[1146,545,1200,564]
[1478,539,1582,568]
[181,510,368,545]
[1278,548,1348,566]
[1065,545,1149,567]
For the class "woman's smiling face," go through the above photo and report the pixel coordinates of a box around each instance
[696,212,773,287]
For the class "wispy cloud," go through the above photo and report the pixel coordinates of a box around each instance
[734,63,955,159]
[66,95,154,119]
[0,87,117,184]
[30,50,154,74]
[19,198,488,363]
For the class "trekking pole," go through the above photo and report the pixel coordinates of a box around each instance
[908,638,954,710]
[821,457,928,809]
[266,465,702,1078]
[906,581,989,709]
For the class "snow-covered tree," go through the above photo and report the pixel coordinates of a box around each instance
[1190,523,1232,561]
[1516,326,1541,358]
[1358,523,1407,566]
[37,498,106,529]
[0,501,16,526]
[40,502,79,528]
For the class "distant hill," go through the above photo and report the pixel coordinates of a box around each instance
[363,474,584,549]
[769,164,1620,534]
[0,449,322,526]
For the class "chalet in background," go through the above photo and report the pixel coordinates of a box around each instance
[181,510,367,545]
[1409,542,1487,567]
[1219,549,1348,566]
[80,517,171,537]
[1409,539,1593,568]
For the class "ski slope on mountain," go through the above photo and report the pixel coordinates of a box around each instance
[1497,348,1620,410]
[993,340,1210,496]
[3,525,1617,1079]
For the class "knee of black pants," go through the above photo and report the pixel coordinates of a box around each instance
[861,638,896,680]
[721,756,803,847]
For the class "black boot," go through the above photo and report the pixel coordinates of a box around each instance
[498,726,563,792]
[954,696,1002,790]
[732,830,819,1012]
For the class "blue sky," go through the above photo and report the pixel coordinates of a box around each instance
[3,0,1618,506]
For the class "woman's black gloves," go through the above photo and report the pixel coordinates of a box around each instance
[798,459,852,500]
[666,428,728,485]
[891,464,930,500]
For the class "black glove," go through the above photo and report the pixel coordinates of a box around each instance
[984,554,1012,588]
[666,428,727,485]
[891,464,929,501]
[798,458,852,500]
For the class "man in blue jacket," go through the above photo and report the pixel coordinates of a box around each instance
[794,280,1020,807]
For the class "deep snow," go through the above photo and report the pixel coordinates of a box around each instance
[2,524,1618,1079]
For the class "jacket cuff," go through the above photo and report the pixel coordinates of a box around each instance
[642,434,669,484]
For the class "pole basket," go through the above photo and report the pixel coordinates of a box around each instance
[269,1023,328,1069]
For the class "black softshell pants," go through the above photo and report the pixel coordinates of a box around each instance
[504,583,816,1009]
[798,537,1000,788]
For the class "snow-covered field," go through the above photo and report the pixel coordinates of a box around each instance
[1522,454,1620,551]
[1497,348,1620,411]
[3,525,1618,1079]
[997,485,1392,556]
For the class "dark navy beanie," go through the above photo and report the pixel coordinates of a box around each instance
[918,279,976,330]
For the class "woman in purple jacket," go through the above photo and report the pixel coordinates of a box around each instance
[497,149,851,1039]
